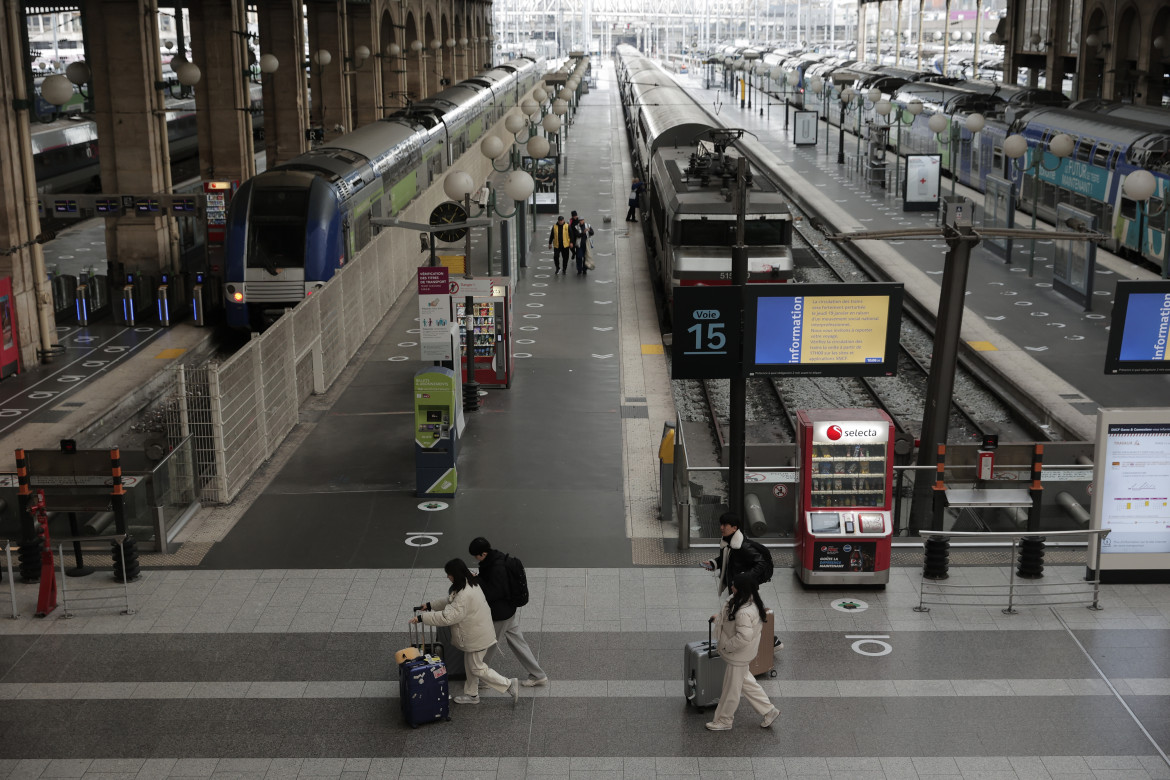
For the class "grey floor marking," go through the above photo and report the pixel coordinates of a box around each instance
[1055,606,1170,769]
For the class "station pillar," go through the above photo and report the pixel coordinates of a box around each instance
[255,0,309,167]
[349,9,380,128]
[307,3,353,144]
[189,0,257,185]
[83,0,179,295]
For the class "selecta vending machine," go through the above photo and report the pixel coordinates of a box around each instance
[795,409,895,585]
[452,277,514,388]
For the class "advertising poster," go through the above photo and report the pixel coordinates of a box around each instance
[793,111,818,146]
[417,267,453,361]
[903,155,940,212]
[1091,408,1170,579]
[523,155,559,211]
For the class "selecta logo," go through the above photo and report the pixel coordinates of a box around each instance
[827,425,843,440]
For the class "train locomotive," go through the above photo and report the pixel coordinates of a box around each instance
[616,45,793,316]
[223,57,541,330]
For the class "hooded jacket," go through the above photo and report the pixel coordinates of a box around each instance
[476,549,517,622]
[708,529,770,595]
[714,599,763,667]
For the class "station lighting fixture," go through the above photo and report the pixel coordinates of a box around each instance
[1003,131,1074,275]
[410,40,424,52]
[443,170,475,201]
[259,54,279,74]
[526,136,550,159]
[541,113,562,133]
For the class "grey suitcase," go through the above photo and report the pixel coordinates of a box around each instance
[683,617,723,711]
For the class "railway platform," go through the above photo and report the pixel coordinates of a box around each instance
[0,58,1165,779]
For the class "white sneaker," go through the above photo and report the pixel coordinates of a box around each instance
[507,678,520,704]
[705,721,732,731]
[761,707,780,728]
[521,676,549,687]
[452,694,480,705]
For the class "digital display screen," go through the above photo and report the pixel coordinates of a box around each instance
[744,284,903,377]
[1097,422,1170,554]
[426,410,442,422]
[1104,281,1170,374]
[810,513,841,534]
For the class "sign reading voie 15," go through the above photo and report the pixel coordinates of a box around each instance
[671,286,742,380]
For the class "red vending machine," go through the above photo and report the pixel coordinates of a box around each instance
[452,276,513,388]
[795,409,895,586]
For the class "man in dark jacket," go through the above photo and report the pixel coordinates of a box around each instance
[702,513,770,595]
[469,537,549,687]
[548,216,573,275]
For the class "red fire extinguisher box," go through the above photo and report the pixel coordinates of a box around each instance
[795,408,895,586]
[0,277,20,378]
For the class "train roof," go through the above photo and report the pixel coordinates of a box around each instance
[651,144,791,218]
[1068,99,1170,129]
[313,119,424,178]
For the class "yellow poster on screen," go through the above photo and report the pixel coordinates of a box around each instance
[801,296,888,364]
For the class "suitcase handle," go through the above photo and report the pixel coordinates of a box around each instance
[707,616,716,658]
[410,611,437,655]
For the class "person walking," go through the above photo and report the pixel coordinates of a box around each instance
[572,216,594,275]
[625,177,643,222]
[702,512,771,595]
[548,215,573,274]
[411,558,520,705]
[469,537,549,687]
[706,573,780,731]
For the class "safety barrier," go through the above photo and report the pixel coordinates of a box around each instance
[913,528,1111,615]
[55,535,135,618]
[2,541,16,619]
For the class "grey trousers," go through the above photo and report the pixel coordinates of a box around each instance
[481,610,546,681]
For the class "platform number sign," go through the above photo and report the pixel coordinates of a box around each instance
[671,286,742,380]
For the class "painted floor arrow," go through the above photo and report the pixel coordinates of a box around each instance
[592,353,614,359]
[593,326,614,331]
[594,300,613,304]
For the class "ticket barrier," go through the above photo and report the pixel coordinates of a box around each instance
[115,273,140,326]
[156,274,172,327]
[190,272,206,327]
[75,282,89,326]
[413,367,460,497]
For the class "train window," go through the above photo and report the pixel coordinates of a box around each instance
[992,146,1004,175]
[1151,198,1166,231]
[1075,141,1091,163]
[744,220,788,245]
[355,209,372,249]
[247,189,308,270]
[1120,197,1138,221]
[1093,145,1111,167]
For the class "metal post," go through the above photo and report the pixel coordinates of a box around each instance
[1090,533,1103,610]
[57,543,70,617]
[728,157,749,522]
[913,220,978,530]
[1003,537,1018,614]
[5,543,18,618]
[837,105,846,165]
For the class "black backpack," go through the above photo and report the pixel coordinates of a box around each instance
[503,554,529,608]
[746,538,775,584]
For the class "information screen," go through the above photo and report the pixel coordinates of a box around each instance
[744,284,904,377]
[1104,281,1170,374]
[1096,421,1170,555]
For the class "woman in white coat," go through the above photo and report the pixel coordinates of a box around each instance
[410,558,519,705]
[706,573,780,731]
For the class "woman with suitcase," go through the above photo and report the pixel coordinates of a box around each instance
[411,559,520,706]
[706,574,781,731]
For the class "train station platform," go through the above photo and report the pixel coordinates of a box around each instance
[0,58,1166,779]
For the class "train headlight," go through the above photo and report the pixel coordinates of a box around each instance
[227,284,244,303]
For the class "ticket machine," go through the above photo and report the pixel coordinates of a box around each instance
[413,367,461,497]
[795,408,895,585]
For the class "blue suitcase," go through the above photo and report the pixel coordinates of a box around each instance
[400,622,451,728]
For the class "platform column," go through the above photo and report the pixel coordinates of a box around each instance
[307,2,352,143]
[349,6,379,128]
[188,0,257,184]
[0,3,58,369]
[255,0,309,166]
[83,0,179,292]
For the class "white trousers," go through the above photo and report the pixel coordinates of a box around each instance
[711,663,773,726]
[463,647,510,697]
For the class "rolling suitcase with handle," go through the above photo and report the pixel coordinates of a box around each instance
[399,619,451,728]
[683,617,723,711]
[749,608,780,678]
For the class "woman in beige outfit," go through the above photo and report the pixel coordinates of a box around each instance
[707,573,780,731]
[411,559,519,705]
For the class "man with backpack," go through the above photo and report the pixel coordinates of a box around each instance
[469,537,548,687]
[702,512,774,594]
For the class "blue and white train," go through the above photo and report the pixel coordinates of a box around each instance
[223,57,542,330]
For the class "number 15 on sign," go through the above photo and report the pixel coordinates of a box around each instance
[671,286,742,380]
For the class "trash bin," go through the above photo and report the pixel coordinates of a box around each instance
[659,422,676,519]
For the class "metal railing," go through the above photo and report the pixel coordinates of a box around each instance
[914,528,1111,614]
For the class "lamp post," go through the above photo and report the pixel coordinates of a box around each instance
[1121,170,1167,279]
[873,98,921,193]
[836,86,854,165]
[855,88,881,174]
[1002,131,1073,276]
[930,109,986,202]
[808,75,826,152]
[784,69,799,130]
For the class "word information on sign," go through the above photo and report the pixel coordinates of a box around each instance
[1105,281,1170,374]
[744,284,904,377]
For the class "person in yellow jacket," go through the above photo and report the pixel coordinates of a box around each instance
[547,215,573,275]
[411,558,520,705]
[706,573,780,731]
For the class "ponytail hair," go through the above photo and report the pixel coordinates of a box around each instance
[727,573,766,622]
[445,558,479,594]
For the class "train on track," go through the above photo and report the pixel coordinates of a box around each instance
[615,44,793,316]
[704,46,1169,270]
[223,58,543,330]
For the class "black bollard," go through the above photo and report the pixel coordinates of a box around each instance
[17,535,41,583]
[922,535,950,580]
[111,536,141,583]
[1016,536,1046,579]
[66,512,94,577]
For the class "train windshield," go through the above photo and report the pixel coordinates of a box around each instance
[678,219,787,246]
[248,188,308,271]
